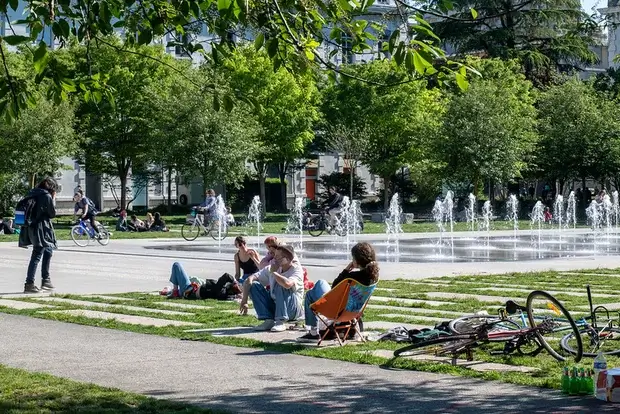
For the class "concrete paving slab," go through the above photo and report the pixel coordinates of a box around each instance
[577,302,620,311]
[370,350,538,373]
[0,292,52,299]
[369,296,453,307]
[156,302,215,311]
[221,309,257,316]
[377,314,445,323]
[33,297,192,316]
[364,321,433,331]
[84,295,137,302]
[424,292,519,303]
[39,310,201,327]
[0,299,56,310]
[475,287,617,298]
[366,304,462,316]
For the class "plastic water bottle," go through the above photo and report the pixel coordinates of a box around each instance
[561,367,570,394]
[593,351,607,395]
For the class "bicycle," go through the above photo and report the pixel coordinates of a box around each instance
[70,219,111,247]
[450,286,620,358]
[181,207,228,241]
[306,208,364,237]
[394,290,583,363]
[559,285,620,357]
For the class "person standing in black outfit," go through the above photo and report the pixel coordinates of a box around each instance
[18,177,58,293]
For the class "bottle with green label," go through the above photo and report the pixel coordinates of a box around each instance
[586,368,595,395]
[570,367,580,395]
[561,367,570,394]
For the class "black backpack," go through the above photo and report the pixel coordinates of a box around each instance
[15,195,37,227]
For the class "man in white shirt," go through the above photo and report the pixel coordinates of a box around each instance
[239,245,304,332]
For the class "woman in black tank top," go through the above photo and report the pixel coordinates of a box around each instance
[234,236,260,284]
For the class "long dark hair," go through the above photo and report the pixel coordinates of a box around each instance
[351,242,379,283]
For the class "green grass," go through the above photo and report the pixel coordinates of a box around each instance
[4,268,620,391]
[0,217,562,243]
[0,364,217,413]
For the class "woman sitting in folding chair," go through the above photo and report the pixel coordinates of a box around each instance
[297,242,379,343]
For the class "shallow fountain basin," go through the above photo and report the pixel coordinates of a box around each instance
[146,233,620,263]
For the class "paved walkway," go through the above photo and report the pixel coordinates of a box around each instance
[0,314,615,413]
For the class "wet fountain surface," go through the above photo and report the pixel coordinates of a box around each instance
[145,232,620,263]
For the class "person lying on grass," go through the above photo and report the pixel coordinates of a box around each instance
[297,242,379,342]
[166,262,241,300]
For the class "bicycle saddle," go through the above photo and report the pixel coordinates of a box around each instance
[505,300,527,315]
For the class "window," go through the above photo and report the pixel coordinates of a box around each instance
[342,35,353,64]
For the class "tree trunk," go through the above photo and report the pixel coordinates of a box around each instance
[279,170,287,211]
[383,175,390,211]
[259,172,267,215]
[167,166,173,214]
[120,175,128,211]
[349,163,355,201]
[30,173,36,189]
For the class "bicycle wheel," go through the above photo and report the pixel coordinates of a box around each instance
[307,216,324,237]
[449,315,522,342]
[561,327,620,357]
[70,225,90,247]
[394,335,476,358]
[526,290,583,362]
[210,222,228,241]
[96,225,110,246]
[181,222,201,241]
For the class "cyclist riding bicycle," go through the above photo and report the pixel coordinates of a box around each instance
[73,192,100,237]
[322,186,343,228]
[200,189,218,224]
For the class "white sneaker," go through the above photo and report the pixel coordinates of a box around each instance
[254,319,275,331]
[270,321,287,332]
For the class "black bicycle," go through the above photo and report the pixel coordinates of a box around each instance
[305,209,364,237]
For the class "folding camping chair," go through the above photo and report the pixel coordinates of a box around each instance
[310,278,377,346]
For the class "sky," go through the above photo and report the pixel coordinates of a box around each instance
[582,0,603,14]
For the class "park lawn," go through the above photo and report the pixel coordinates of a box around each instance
[0,364,217,413]
[0,218,554,244]
[2,269,619,390]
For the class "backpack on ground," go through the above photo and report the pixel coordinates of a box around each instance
[14,196,37,227]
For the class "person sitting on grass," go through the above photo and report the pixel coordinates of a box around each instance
[259,236,280,269]
[167,262,241,300]
[149,212,169,232]
[234,236,260,284]
[145,213,155,230]
[239,245,304,332]
[0,218,16,235]
[130,215,147,232]
[116,210,129,232]
[297,242,379,342]
[226,207,235,227]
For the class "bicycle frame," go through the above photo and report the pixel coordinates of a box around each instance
[76,219,96,238]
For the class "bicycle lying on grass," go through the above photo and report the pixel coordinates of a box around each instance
[394,290,584,363]
[70,219,111,247]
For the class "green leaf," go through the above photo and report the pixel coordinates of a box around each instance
[470,8,478,19]
[3,35,31,45]
[338,0,352,11]
[393,43,405,66]
[8,0,18,11]
[33,42,49,74]
[267,38,278,58]
[254,33,264,51]
[413,52,431,74]
[213,93,221,111]
[405,50,415,72]
[388,30,399,54]
[137,29,152,45]
[455,72,469,91]
[217,0,231,11]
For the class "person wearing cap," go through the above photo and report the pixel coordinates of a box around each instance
[239,244,304,332]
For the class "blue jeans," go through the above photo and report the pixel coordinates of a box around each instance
[249,281,302,322]
[304,279,331,328]
[169,262,192,293]
[26,246,53,284]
